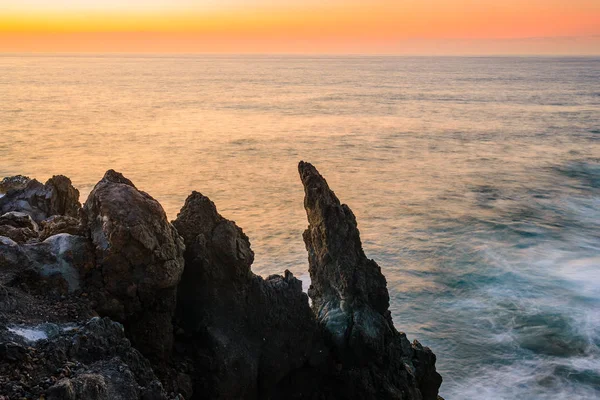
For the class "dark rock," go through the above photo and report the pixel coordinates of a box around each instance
[298,161,442,400]
[0,212,40,244]
[23,234,94,293]
[0,236,30,285]
[0,175,31,195]
[0,176,81,223]
[40,216,83,241]
[82,170,185,362]
[0,224,37,244]
[0,342,27,362]
[0,212,38,232]
[0,317,167,400]
[45,176,81,219]
[172,191,321,399]
[0,233,93,295]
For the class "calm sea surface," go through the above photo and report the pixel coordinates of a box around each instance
[1,55,599,399]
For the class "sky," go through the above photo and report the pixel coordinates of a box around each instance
[0,0,599,54]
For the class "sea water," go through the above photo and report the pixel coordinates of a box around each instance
[0,55,598,399]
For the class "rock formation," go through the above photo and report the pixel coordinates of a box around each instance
[298,161,442,399]
[0,175,31,195]
[81,170,185,362]
[0,317,168,400]
[0,175,81,223]
[172,192,321,399]
[0,211,39,244]
[0,165,443,400]
[39,215,83,241]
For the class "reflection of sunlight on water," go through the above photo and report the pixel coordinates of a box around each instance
[1,56,599,399]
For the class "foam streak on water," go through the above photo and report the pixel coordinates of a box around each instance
[1,55,599,399]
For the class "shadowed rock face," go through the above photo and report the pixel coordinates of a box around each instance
[82,170,185,362]
[173,192,321,400]
[0,176,81,223]
[298,161,442,399]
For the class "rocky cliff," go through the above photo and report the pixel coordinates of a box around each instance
[0,163,442,400]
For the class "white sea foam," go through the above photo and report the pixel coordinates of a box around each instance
[298,274,311,293]
[8,326,48,342]
[442,359,600,400]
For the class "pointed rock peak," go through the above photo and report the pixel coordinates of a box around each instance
[298,161,342,212]
[45,175,73,187]
[172,191,228,252]
[101,170,136,187]
[299,161,391,359]
[173,191,253,270]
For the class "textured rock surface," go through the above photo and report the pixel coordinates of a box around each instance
[1,166,444,400]
[172,192,321,399]
[23,234,94,293]
[0,211,39,244]
[0,176,81,223]
[39,215,83,241]
[0,233,93,296]
[0,236,30,285]
[298,161,442,399]
[0,317,168,400]
[82,170,185,361]
[0,175,31,195]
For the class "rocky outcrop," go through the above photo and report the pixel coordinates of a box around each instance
[0,212,39,244]
[0,175,30,195]
[1,165,443,400]
[81,170,185,362]
[39,215,83,241]
[0,176,81,223]
[172,192,321,399]
[0,233,93,296]
[298,161,442,399]
[0,317,168,400]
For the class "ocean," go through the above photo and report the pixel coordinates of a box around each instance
[1,55,599,399]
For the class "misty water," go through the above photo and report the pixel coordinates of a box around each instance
[1,55,599,399]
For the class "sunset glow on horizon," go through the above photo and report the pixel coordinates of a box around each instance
[1,0,599,54]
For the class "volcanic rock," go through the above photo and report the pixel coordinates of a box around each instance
[172,191,321,399]
[81,170,185,362]
[39,215,83,241]
[0,175,81,223]
[0,212,39,244]
[0,317,167,400]
[0,175,30,195]
[298,161,442,400]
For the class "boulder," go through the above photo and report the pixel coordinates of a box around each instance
[23,234,93,293]
[0,176,81,223]
[0,212,39,244]
[81,170,185,362]
[172,192,321,399]
[39,215,83,241]
[0,233,93,295]
[0,236,30,285]
[298,161,442,400]
[0,175,30,195]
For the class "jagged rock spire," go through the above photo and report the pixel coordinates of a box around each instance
[299,161,392,360]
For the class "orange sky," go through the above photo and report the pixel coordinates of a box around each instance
[1,0,599,54]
